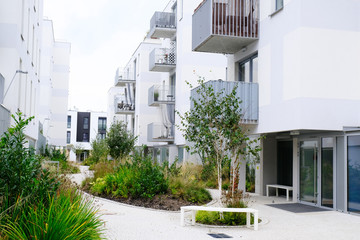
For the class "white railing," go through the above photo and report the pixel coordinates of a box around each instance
[148,85,175,106]
[147,123,174,142]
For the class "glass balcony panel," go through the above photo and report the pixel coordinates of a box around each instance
[150,12,176,38]
[148,85,175,106]
[149,48,176,72]
[114,95,135,114]
[147,122,174,142]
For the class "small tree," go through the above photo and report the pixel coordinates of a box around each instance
[87,136,109,164]
[178,79,261,196]
[106,121,137,159]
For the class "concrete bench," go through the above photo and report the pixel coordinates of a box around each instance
[180,206,259,230]
[266,184,293,201]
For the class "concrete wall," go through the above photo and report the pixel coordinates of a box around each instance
[260,136,277,195]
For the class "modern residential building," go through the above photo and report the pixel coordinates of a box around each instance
[0,0,70,151]
[192,0,360,213]
[67,109,107,162]
[109,0,227,163]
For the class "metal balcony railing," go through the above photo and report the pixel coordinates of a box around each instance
[150,11,176,38]
[149,48,176,72]
[193,0,259,53]
[147,122,174,142]
[190,80,258,123]
[114,70,135,86]
[148,85,175,106]
[114,96,135,114]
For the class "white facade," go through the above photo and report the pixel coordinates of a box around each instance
[109,0,227,163]
[0,0,70,150]
[192,0,360,213]
[39,19,70,148]
[67,110,107,162]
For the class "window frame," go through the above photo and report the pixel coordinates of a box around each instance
[66,131,71,144]
[238,54,258,83]
[67,115,71,128]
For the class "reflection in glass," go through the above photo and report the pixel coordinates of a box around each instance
[240,61,250,82]
[300,141,318,204]
[321,138,333,208]
[348,136,360,213]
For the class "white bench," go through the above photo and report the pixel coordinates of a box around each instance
[180,206,259,231]
[266,184,293,201]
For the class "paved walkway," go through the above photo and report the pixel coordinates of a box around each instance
[69,168,360,240]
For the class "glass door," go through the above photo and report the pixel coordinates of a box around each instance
[300,140,318,204]
[321,138,334,208]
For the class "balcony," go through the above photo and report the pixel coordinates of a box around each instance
[114,96,135,114]
[147,123,174,142]
[192,0,259,54]
[149,48,176,72]
[114,71,135,87]
[149,12,176,38]
[148,85,175,106]
[191,80,258,123]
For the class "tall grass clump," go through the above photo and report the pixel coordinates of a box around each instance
[2,188,103,240]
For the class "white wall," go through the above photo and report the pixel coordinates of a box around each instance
[0,0,44,145]
[228,0,360,134]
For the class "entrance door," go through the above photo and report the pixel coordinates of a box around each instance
[321,138,334,208]
[300,140,318,204]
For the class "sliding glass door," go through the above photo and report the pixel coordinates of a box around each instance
[300,140,318,204]
[348,136,360,213]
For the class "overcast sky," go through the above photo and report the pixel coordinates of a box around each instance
[44,0,169,112]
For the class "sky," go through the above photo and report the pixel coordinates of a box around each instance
[43,0,170,112]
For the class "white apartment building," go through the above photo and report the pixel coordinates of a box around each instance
[192,0,360,213]
[67,110,107,162]
[110,0,227,163]
[0,0,70,150]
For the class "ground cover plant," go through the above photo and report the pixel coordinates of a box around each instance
[0,113,103,239]
[195,190,258,226]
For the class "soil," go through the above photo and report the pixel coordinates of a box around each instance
[82,183,207,211]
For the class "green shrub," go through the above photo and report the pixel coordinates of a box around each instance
[91,154,168,199]
[2,188,104,240]
[0,113,60,214]
[196,211,220,225]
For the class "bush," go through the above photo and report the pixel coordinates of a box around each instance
[85,137,109,166]
[106,121,137,159]
[42,146,79,174]
[2,188,104,240]
[0,113,60,214]
[91,153,168,199]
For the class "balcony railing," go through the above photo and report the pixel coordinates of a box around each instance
[0,104,10,136]
[147,123,174,142]
[191,80,258,123]
[114,71,135,86]
[148,85,175,106]
[114,96,135,114]
[193,0,259,54]
[149,48,176,72]
[149,11,176,38]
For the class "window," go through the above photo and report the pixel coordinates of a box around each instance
[238,54,258,83]
[67,115,71,128]
[83,117,89,130]
[348,135,360,213]
[271,0,283,15]
[98,117,107,131]
[83,133,89,142]
[276,0,284,11]
[66,131,71,144]
[98,133,106,139]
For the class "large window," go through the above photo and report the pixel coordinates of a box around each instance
[66,131,71,144]
[348,136,360,213]
[98,117,107,131]
[238,54,258,83]
[67,115,71,128]
[83,117,89,130]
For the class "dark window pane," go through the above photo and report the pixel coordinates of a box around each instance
[67,116,71,128]
[66,131,71,144]
[348,136,360,213]
[83,117,89,130]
